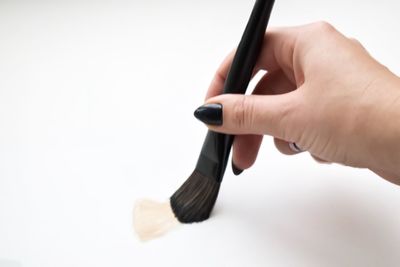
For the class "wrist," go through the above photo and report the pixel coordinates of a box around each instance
[365,73,400,180]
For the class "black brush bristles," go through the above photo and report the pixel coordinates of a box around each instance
[170,170,221,223]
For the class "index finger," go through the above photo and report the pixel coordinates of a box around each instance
[205,27,300,100]
[205,49,236,100]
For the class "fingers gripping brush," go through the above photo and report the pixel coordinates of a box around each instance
[133,0,275,241]
[171,0,275,223]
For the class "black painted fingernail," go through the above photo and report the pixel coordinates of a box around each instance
[193,103,223,126]
[232,161,243,176]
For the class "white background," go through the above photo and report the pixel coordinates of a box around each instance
[1,0,400,266]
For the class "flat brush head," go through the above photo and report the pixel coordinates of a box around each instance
[170,170,221,223]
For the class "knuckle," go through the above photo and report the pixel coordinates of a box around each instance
[279,102,297,139]
[299,21,336,48]
[311,21,335,34]
[349,37,360,45]
[349,37,365,49]
[232,97,253,131]
[280,95,305,140]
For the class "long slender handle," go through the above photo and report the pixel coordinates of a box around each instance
[196,0,274,183]
[223,0,274,94]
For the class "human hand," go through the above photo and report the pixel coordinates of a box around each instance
[194,22,400,184]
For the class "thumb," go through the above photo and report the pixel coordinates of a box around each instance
[194,91,301,139]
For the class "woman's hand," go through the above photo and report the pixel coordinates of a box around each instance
[196,22,400,184]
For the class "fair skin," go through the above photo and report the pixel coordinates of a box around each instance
[203,22,400,185]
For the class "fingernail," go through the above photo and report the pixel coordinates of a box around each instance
[232,161,243,176]
[193,103,223,126]
[289,142,303,153]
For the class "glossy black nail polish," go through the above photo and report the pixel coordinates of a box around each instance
[193,103,223,126]
[232,161,243,176]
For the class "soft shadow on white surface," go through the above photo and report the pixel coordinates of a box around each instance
[233,193,398,266]
[135,169,400,267]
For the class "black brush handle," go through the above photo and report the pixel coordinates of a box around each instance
[196,0,275,182]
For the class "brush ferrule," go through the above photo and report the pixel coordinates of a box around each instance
[195,131,233,183]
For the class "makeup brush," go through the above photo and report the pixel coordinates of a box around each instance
[171,0,275,223]
[134,0,275,240]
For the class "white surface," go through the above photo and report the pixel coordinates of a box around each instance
[1,1,400,266]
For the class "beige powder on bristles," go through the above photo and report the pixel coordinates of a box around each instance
[133,199,179,241]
